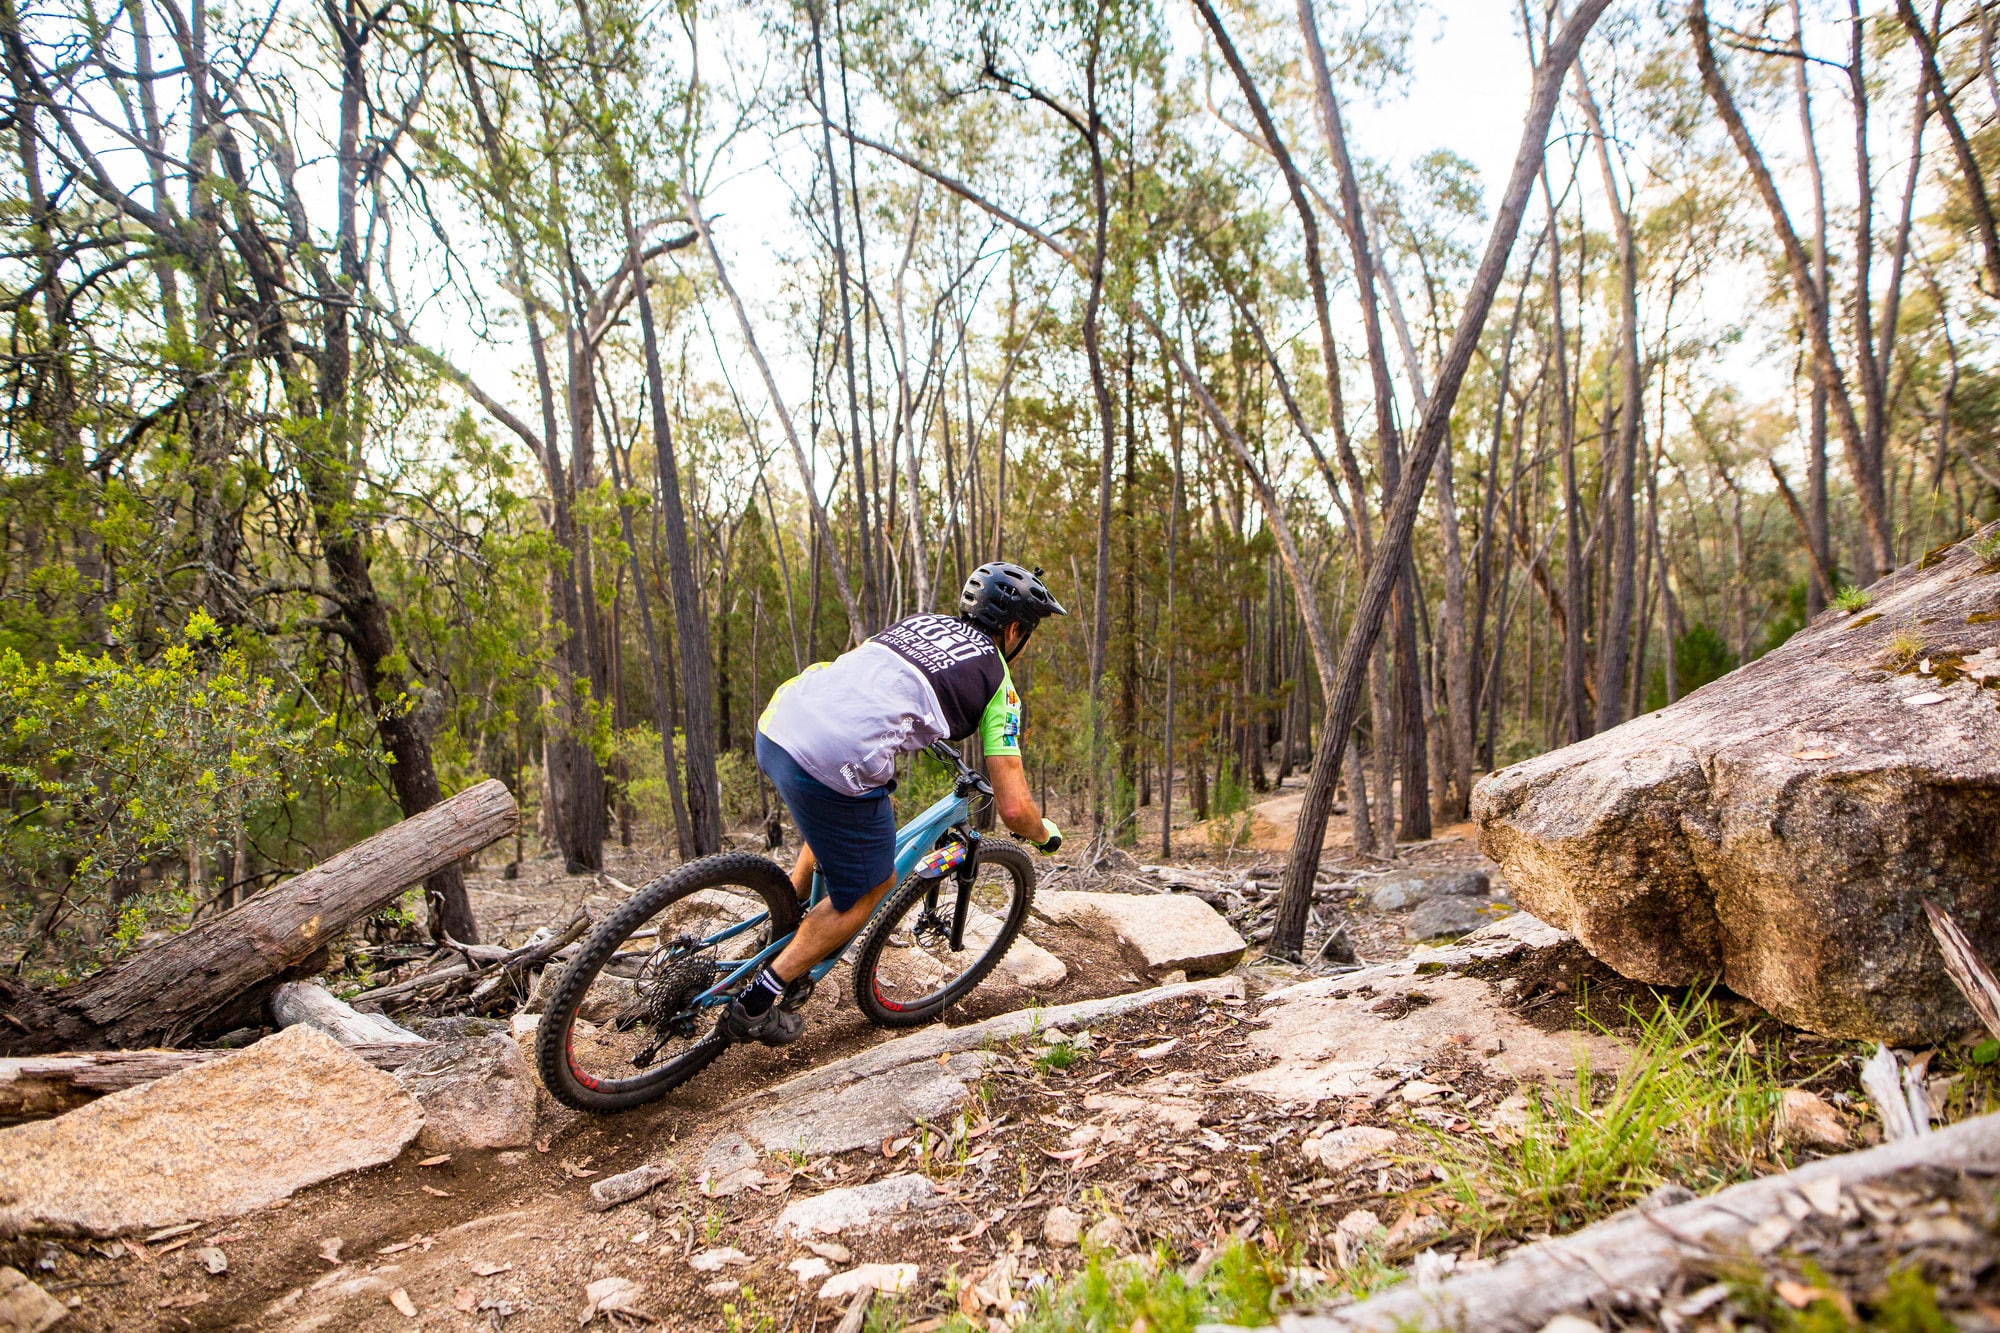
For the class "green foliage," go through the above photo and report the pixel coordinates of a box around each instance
[1421,990,1783,1240]
[893,747,957,823]
[1834,585,1873,613]
[1034,1036,1086,1074]
[615,728,764,839]
[1763,579,1809,655]
[1644,623,1740,712]
[978,1237,1294,1333]
[0,612,331,980]
[1728,1263,1953,1333]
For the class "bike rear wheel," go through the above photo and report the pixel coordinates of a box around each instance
[534,853,801,1113]
[850,841,1035,1028]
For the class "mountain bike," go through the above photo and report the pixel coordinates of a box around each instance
[534,740,1037,1112]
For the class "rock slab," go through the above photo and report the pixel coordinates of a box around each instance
[0,1025,422,1236]
[392,1034,535,1153]
[772,1172,937,1238]
[1036,891,1246,976]
[1475,527,2000,1043]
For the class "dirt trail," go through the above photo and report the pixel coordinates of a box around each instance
[10,818,1833,1332]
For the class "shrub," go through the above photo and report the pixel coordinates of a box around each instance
[0,612,330,981]
[1833,584,1872,613]
[616,727,766,840]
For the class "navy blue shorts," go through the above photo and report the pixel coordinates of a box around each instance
[756,731,897,912]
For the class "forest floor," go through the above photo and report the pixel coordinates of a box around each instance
[14,777,1988,1333]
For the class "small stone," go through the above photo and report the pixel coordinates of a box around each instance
[1400,1081,1449,1104]
[689,1247,751,1272]
[1041,1206,1084,1247]
[698,1135,765,1197]
[1085,1216,1129,1251]
[1301,1126,1399,1172]
[1335,1208,1384,1240]
[818,1263,917,1301]
[194,1245,227,1275]
[803,1240,852,1264]
[1775,1088,1850,1150]
[0,1266,67,1333]
[788,1256,831,1284]
[1405,897,1488,941]
[703,1280,740,1296]
[1536,1318,1604,1333]
[582,1276,644,1318]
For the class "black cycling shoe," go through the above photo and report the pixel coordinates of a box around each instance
[720,997,805,1046]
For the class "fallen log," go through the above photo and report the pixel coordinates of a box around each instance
[1271,1110,2000,1333]
[0,779,517,1055]
[268,981,425,1046]
[0,1042,435,1120]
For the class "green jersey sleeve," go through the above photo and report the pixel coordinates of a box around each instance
[979,664,1023,758]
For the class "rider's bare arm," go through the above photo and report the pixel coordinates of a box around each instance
[986,755,1048,842]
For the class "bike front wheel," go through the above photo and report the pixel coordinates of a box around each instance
[850,841,1035,1028]
[534,853,801,1113]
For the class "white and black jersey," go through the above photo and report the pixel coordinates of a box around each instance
[758,614,1022,796]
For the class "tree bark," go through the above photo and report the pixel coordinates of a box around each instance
[0,781,517,1054]
[1269,0,1615,959]
[1302,4,1430,838]
[1577,67,1641,731]
[1289,1111,2000,1333]
[1690,0,1894,581]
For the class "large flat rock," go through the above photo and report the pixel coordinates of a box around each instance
[0,1025,422,1236]
[1036,890,1247,976]
[1476,527,2000,1043]
[1235,914,1620,1102]
[714,976,1243,1160]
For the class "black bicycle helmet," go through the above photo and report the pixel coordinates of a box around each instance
[960,562,1066,656]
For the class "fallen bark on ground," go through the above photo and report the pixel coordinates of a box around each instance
[0,780,516,1054]
[0,1042,435,1120]
[1267,1111,2000,1333]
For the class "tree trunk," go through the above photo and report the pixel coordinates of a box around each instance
[1270,0,1614,959]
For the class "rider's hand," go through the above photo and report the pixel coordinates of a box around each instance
[1034,819,1062,855]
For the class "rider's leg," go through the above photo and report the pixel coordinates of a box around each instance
[787,844,816,900]
[768,870,897,983]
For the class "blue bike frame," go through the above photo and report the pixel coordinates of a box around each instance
[692,787,973,1006]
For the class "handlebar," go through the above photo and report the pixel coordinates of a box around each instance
[926,739,994,797]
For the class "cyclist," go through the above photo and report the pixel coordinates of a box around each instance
[729,563,1068,1046]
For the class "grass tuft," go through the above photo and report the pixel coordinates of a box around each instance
[1418,989,1785,1241]
[1034,1036,1087,1074]
[969,1237,1298,1333]
[1834,585,1872,613]
[1879,630,1926,672]
[1973,530,2000,565]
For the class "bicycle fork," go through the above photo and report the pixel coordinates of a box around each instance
[913,827,981,952]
